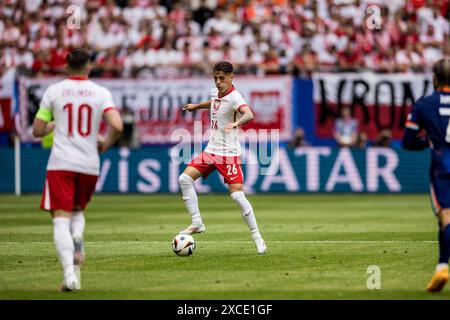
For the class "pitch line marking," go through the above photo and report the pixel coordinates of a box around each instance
[0,240,437,244]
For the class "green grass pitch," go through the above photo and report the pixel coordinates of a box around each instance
[0,193,449,300]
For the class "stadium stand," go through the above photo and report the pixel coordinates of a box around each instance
[0,0,449,78]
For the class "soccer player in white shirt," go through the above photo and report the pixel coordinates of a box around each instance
[179,61,267,255]
[32,49,123,291]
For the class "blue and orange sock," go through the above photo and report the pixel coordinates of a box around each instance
[438,224,450,264]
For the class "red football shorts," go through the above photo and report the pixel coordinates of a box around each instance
[188,151,244,184]
[40,170,98,212]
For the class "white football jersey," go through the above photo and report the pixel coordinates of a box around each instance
[40,77,115,175]
[204,86,248,156]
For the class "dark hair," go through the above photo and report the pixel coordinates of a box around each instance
[433,59,450,87]
[213,61,233,74]
[67,48,91,71]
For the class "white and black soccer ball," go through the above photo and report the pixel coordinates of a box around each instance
[172,233,196,256]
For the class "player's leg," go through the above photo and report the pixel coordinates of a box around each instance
[438,210,450,269]
[179,153,214,234]
[428,208,450,292]
[219,157,266,254]
[71,207,85,266]
[41,171,79,291]
[228,183,266,254]
[427,182,450,292]
[72,173,98,267]
[52,210,78,292]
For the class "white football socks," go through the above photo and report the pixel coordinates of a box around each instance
[53,217,75,279]
[231,191,262,240]
[179,173,203,226]
[71,211,85,241]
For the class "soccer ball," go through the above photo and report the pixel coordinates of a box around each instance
[172,233,196,256]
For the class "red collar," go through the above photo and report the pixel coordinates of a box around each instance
[218,85,235,98]
[68,76,88,80]
[439,86,450,93]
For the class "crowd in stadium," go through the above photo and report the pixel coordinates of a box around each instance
[0,0,449,78]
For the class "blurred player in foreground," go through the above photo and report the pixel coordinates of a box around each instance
[32,49,123,291]
[179,61,267,254]
[402,58,450,292]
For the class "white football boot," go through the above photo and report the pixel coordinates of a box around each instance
[253,237,267,255]
[59,273,79,292]
[180,223,206,235]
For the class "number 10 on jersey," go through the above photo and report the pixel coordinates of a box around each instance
[63,103,92,137]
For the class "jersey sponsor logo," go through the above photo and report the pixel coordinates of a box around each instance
[440,95,450,105]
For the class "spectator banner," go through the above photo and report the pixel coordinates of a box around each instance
[312,73,434,140]
[17,76,292,143]
[0,70,15,132]
[0,146,430,193]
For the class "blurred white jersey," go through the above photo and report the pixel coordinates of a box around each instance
[204,86,248,156]
[40,77,115,175]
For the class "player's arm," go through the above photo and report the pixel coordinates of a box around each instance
[98,109,123,153]
[402,127,428,150]
[182,101,211,111]
[402,99,428,151]
[225,106,254,133]
[32,108,55,138]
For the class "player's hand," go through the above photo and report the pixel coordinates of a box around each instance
[225,122,239,133]
[182,104,197,111]
[97,135,109,153]
[46,121,55,134]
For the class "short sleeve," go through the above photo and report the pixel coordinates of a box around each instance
[232,91,249,112]
[406,97,424,131]
[210,87,218,99]
[35,87,53,122]
[39,86,52,111]
[101,88,116,113]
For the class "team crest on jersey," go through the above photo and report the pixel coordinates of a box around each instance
[212,99,221,116]
[213,99,221,110]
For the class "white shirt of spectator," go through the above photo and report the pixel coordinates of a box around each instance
[142,4,167,21]
[126,26,141,47]
[123,6,145,29]
[182,49,203,65]
[395,49,423,67]
[176,35,204,52]
[25,0,43,13]
[39,78,115,175]
[431,15,449,43]
[2,25,20,43]
[157,48,182,66]
[205,87,247,157]
[205,48,223,65]
[318,49,338,66]
[145,48,159,67]
[417,5,434,27]
[229,31,254,57]
[131,48,147,68]
[88,22,123,51]
[15,50,34,69]
[98,5,122,19]
[423,46,443,67]
[204,16,238,36]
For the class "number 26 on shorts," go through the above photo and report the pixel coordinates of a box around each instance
[227,164,238,176]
